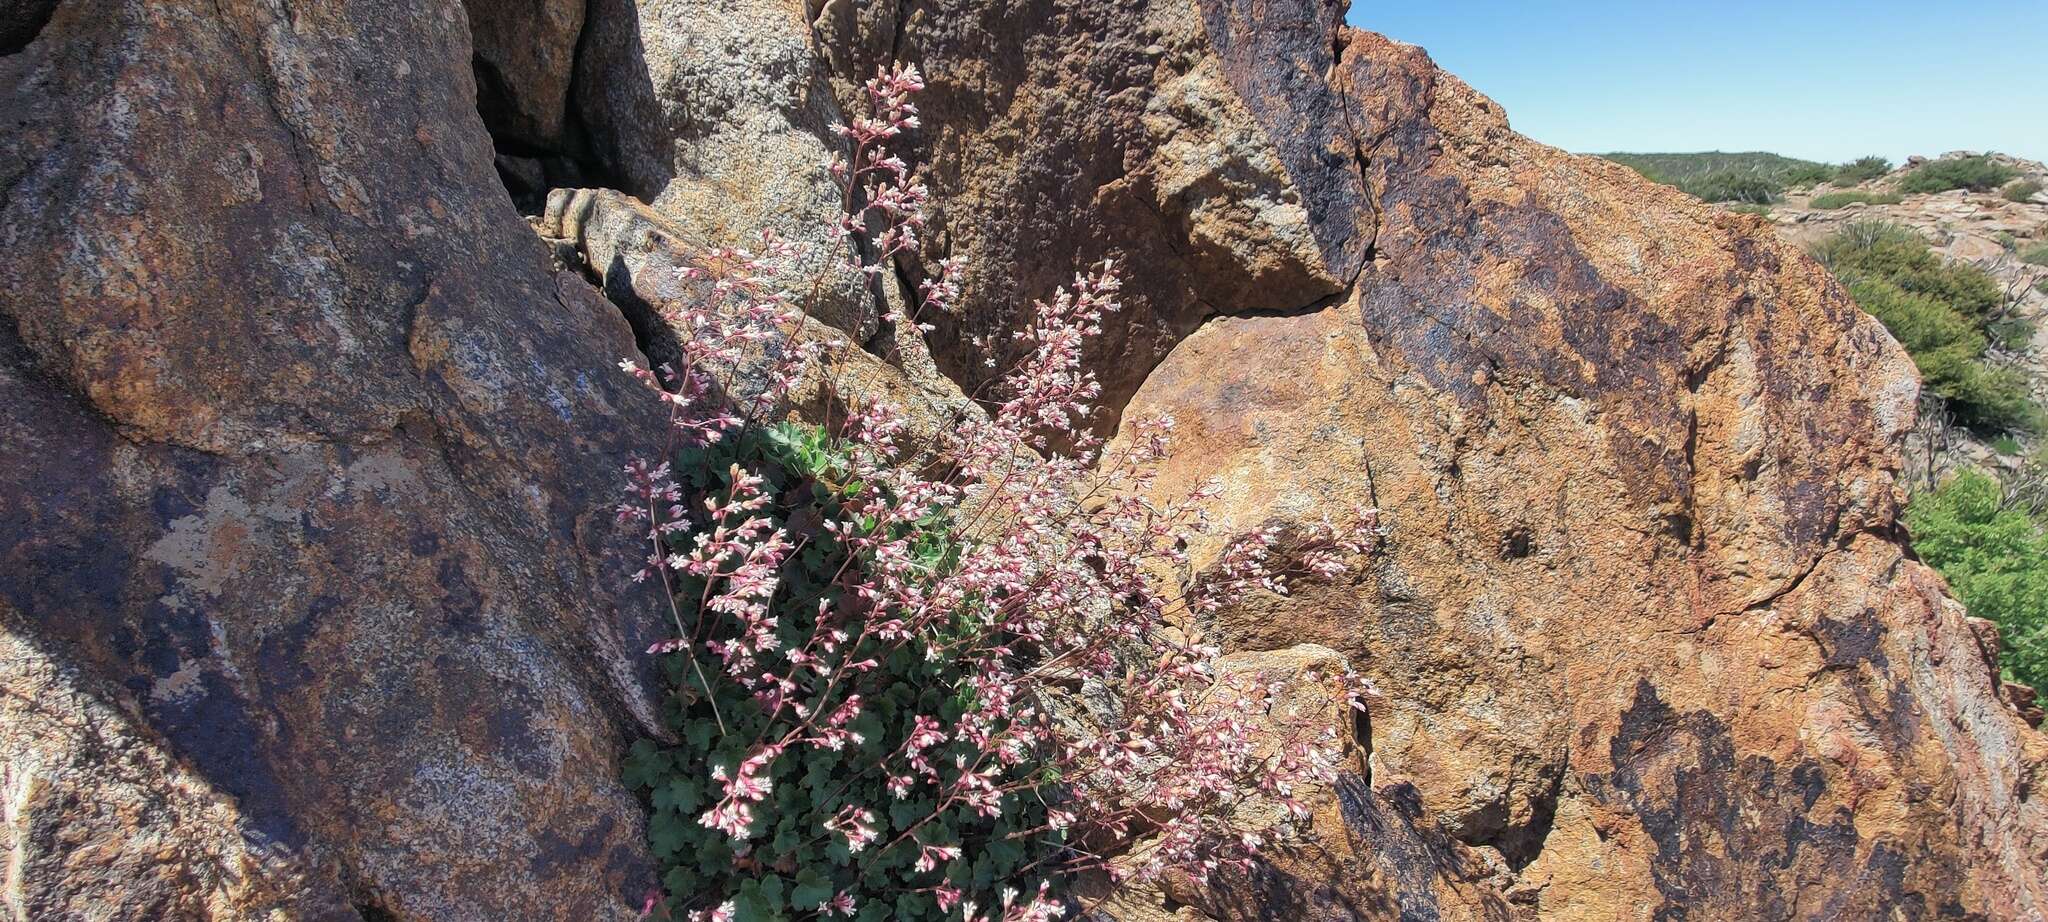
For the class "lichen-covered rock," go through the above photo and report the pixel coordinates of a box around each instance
[810,0,1362,430]
[0,1,668,917]
[1098,24,2048,922]
[1099,645,1516,922]
[815,2,2048,918]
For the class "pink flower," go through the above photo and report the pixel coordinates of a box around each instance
[825,806,879,853]
[696,799,752,839]
[913,842,962,873]
[689,901,735,922]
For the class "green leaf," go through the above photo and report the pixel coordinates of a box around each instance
[791,868,835,910]
[648,815,686,857]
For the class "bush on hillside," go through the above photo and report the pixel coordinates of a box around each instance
[2025,243,2048,267]
[1810,190,1904,210]
[1779,162,1835,188]
[1815,222,2036,432]
[1680,170,1782,204]
[1813,222,2005,318]
[1832,155,1892,184]
[1898,156,2021,194]
[1842,275,2037,431]
[1906,471,2048,691]
[2004,180,2044,203]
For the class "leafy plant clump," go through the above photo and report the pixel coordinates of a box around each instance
[1810,190,1903,210]
[615,65,1376,922]
[1906,471,2048,690]
[624,423,1059,922]
[2020,243,2048,267]
[1898,156,2021,194]
[2004,180,2044,203]
[1813,222,2037,432]
[1832,155,1893,185]
[1778,161,1836,188]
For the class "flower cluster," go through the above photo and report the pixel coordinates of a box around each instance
[619,64,1380,922]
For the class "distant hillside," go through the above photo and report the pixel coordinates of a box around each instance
[1599,151,1830,183]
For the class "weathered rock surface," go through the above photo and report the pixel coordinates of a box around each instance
[463,0,584,151]
[810,0,1364,431]
[1,1,670,917]
[4,0,2046,920]
[577,0,878,340]
[813,3,2048,918]
[1125,28,2047,922]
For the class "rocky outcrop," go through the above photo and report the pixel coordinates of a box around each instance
[812,4,2048,917]
[3,1,2044,920]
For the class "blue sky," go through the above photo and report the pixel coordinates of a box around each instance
[1349,1,2048,163]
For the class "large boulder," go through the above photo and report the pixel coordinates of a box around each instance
[0,0,668,917]
[808,0,1366,431]
[813,2,2048,918]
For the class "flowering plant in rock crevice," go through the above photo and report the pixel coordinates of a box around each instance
[615,64,1379,922]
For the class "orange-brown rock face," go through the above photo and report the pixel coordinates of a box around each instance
[1112,26,2048,922]
[817,2,2048,918]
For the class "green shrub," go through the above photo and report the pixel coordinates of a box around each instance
[1813,222,2004,319]
[1832,155,1893,184]
[1680,170,1783,204]
[1780,162,1836,188]
[1815,222,2038,432]
[1993,436,2025,456]
[1898,156,2021,194]
[2021,243,2048,267]
[1809,191,1904,210]
[2005,180,2044,203]
[1906,471,2048,690]
[1600,151,1825,185]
